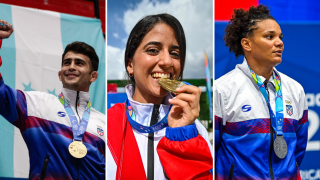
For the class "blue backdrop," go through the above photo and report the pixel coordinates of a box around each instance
[107,93,127,109]
[215,22,320,179]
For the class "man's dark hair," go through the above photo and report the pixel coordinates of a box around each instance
[62,41,99,71]
[125,13,186,84]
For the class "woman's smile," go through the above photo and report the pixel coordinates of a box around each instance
[127,23,181,104]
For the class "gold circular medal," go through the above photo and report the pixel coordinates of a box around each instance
[158,78,185,94]
[68,140,87,158]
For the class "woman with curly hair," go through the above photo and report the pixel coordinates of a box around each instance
[214,5,308,180]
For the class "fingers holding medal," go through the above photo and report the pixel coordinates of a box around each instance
[167,83,201,128]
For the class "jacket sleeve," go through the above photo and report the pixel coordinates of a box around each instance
[157,124,213,180]
[0,38,28,127]
[294,87,308,166]
[214,86,224,162]
[0,39,2,66]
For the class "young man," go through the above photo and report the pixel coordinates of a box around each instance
[0,20,105,179]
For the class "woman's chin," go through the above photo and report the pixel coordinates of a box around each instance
[152,88,169,97]
[273,58,282,67]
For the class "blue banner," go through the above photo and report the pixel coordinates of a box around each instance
[107,93,127,109]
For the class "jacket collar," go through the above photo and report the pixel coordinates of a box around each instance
[61,88,90,108]
[237,58,277,86]
[125,84,172,106]
[125,84,171,127]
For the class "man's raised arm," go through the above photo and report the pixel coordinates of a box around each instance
[0,20,27,125]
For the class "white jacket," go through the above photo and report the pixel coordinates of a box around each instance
[214,59,308,179]
[0,77,106,179]
[107,84,212,180]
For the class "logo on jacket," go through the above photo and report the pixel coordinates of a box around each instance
[242,105,251,112]
[57,111,66,117]
[97,126,104,136]
[286,105,293,116]
[285,100,292,105]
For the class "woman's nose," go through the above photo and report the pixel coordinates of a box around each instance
[159,51,173,68]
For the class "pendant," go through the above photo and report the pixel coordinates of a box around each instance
[158,78,186,94]
[68,140,87,158]
[274,135,287,159]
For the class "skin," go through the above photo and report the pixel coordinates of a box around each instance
[58,51,98,92]
[241,19,284,80]
[126,23,201,127]
[0,20,13,39]
[0,20,98,92]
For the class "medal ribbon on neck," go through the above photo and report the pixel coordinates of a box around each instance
[59,93,91,141]
[249,67,284,136]
[125,99,172,133]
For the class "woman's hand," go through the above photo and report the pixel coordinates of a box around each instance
[168,85,201,127]
[0,20,13,39]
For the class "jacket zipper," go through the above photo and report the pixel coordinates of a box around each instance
[264,81,274,180]
[40,155,49,180]
[77,159,79,180]
[75,91,80,180]
[296,162,300,178]
[228,164,235,180]
[75,91,80,120]
[147,104,160,180]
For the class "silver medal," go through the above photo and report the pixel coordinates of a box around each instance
[274,136,287,159]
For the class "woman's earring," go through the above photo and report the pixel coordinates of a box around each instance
[129,73,134,77]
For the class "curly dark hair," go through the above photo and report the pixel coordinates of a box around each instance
[224,5,275,58]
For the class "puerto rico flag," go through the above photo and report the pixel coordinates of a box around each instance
[286,105,293,116]
[0,3,105,179]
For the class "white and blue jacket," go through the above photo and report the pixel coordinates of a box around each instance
[0,76,105,180]
[214,59,308,180]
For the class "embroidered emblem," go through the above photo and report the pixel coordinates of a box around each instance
[97,126,104,136]
[242,105,251,112]
[286,105,293,116]
[285,100,292,105]
[57,111,66,117]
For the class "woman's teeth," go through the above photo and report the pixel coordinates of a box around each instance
[152,73,170,79]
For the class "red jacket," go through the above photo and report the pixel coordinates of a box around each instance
[107,103,213,180]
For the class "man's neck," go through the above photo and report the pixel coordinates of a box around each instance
[63,85,89,92]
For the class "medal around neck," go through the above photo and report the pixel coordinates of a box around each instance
[248,66,288,159]
[158,78,190,93]
[126,99,172,133]
[274,136,288,159]
[59,93,91,158]
[68,140,87,158]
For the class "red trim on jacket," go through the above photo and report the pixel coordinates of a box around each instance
[108,103,213,180]
[0,39,3,67]
[157,135,213,180]
[107,103,147,180]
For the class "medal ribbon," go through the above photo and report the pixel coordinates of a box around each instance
[59,93,91,141]
[249,67,284,136]
[126,99,172,133]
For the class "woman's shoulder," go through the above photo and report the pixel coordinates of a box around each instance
[215,66,249,86]
[278,71,304,92]
[215,67,250,96]
[107,103,126,116]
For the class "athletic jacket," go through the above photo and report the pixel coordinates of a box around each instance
[215,59,308,180]
[0,76,105,179]
[107,84,213,180]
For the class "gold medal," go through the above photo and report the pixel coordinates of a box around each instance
[158,78,186,94]
[68,140,87,158]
